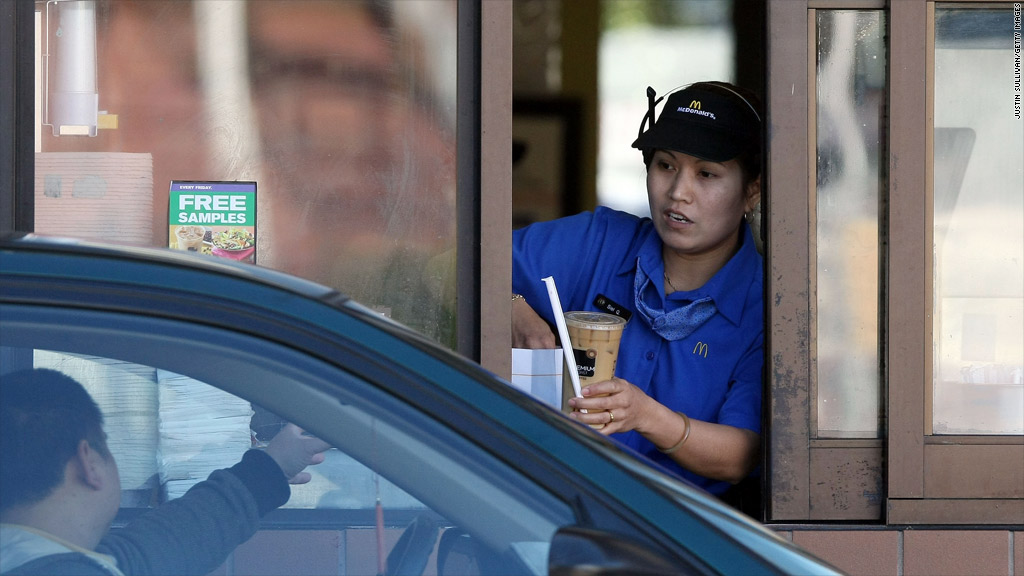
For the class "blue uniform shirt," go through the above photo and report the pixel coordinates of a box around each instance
[513,207,763,495]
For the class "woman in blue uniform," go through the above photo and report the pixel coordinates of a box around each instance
[512,82,763,498]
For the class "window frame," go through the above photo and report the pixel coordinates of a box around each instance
[886,0,1024,525]
[766,0,1024,525]
[0,0,34,233]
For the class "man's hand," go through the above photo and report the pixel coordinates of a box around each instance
[512,297,557,348]
[263,423,332,484]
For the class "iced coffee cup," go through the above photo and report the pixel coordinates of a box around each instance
[174,225,206,251]
[561,311,627,424]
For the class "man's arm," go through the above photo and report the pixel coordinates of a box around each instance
[96,450,283,576]
[97,425,329,576]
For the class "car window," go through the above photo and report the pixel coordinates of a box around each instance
[2,304,573,575]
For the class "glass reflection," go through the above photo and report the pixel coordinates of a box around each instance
[814,11,886,438]
[932,7,1024,435]
[34,0,458,348]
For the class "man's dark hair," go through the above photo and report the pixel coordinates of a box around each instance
[0,368,109,513]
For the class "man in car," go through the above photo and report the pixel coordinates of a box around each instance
[0,368,331,576]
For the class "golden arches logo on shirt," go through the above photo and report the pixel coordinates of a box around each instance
[692,342,709,358]
[690,100,701,110]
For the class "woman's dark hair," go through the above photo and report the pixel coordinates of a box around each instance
[0,368,109,513]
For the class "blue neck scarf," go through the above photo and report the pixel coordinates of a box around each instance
[633,259,716,341]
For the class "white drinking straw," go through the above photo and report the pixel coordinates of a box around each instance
[542,276,583,400]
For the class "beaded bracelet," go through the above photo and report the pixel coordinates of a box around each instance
[658,412,691,454]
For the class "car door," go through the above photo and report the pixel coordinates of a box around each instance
[0,301,709,576]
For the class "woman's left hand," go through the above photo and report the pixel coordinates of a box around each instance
[566,378,658,434]
[567,378,760,484]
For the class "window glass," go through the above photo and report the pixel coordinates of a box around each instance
[931,6,1024,435]
[3,308,573,575]
[814,10,886,438]
[33,0,458,348]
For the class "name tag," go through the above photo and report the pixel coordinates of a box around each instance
[593,294,632,322]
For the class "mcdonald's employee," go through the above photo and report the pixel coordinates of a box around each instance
[512,81,763,500]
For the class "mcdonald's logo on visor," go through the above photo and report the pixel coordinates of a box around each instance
[690,100,701,110]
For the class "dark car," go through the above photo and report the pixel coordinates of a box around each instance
[0,233,841,576]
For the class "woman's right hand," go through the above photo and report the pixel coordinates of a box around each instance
[512,297,557,348]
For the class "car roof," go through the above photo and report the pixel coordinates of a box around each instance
[0,232,341,300]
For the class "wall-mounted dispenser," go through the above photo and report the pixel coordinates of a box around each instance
[43,0,115,137]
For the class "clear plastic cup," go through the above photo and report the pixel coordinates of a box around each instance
[561,311,627,425]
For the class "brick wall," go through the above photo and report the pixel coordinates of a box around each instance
[774,527,1024,576]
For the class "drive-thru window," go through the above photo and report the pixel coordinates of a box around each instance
[2,1,1021,574]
